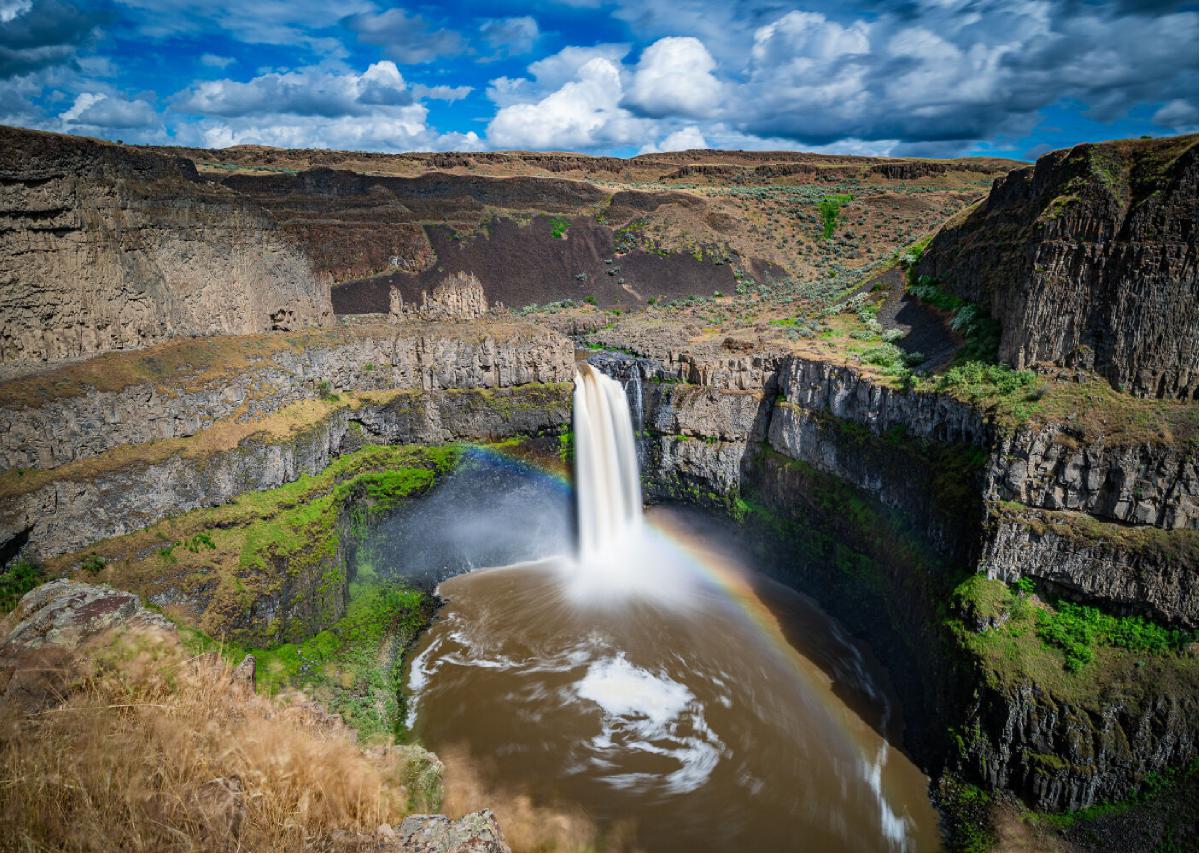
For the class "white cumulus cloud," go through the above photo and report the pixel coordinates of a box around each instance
[59,92,159,129]
[627,36,723,118]
[638,125,708,154]
[172,61,478,152]
[479,16,539,58]
[487,56,648,151]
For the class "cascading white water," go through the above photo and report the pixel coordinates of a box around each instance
[573,363,642,561]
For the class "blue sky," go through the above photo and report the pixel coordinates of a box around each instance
[1,0,1195,159]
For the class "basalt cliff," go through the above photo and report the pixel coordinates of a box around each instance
[0,127,1195,852]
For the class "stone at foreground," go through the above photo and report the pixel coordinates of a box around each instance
[0,578,175,713]
[331,810,511,853]
[395,811,509,853]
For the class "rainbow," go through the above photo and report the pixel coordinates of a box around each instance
[435,441,925,850]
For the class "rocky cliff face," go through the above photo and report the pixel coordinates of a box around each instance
[0,321,570,473]
[917,135,1198,399]
[979,507,1195,628]
[0,127,333,365]
[986,424,1197,530]
[960,661,1197,813]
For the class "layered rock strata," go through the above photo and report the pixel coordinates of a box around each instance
[917,135,1198,399]
[0,127,332,365]
[0,321,571,473]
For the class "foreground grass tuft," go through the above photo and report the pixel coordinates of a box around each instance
[0,628,434,851]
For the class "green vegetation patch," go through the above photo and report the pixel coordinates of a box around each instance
[908,275,1002,362]
[1036,601,1192,673]
[817,193,854,239]
[935,775,996,852]
[548,215,570,239]
[921,360,1040,426]
[949,576,1195,701]
[232,444,459,576]
[49,443,463,644]
[1,558,43,614]
[183,561,434,739]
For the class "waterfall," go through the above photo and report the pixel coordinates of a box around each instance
[573,363,642,560]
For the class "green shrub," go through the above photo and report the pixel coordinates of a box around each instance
[80,554,107,573]
[583,295,596,305]
[316,380,338,402]
[817,194,853,240]
[1036,601,1192,672]
[933,361,1036,398]
[862,344,905,370]
[185,532,216,552]
[1,559,43,613]
[548,216,570,238]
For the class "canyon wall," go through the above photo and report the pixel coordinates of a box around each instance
[0,127,333,365]
[917,135,1198,399]
[0,321,569,473]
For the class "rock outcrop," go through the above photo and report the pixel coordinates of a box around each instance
[0,579,175,712]
[979,505,1196,628]
[985,423,1197,530]
[390,271,491,320]
[329,810,510,853]
[918,135,1199,399]
[394,810,510,853]
[0,127,332,365]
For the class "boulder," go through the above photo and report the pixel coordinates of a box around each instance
[0,578,174,713]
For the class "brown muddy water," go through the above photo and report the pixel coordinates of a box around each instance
[404,506,942,852]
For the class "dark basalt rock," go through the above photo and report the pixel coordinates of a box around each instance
[918,135,1199,399]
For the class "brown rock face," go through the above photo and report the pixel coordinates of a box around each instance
[390,271,490,320]
[918,135,1198,399]
[0,127,333,365]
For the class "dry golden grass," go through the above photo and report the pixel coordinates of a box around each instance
[0,629,426,851]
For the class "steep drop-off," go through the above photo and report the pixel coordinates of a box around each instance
[589,336,1196,821]
[918,135,1198,399]
[0,127,333,364]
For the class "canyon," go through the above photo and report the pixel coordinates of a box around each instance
[1,126,1196,851]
